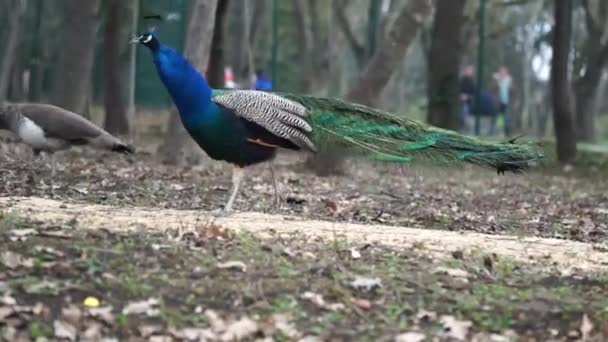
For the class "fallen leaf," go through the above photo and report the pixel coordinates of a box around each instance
[352,298,372,310]
[350,276,382,292]
[0,251,34,269]
[298,336,323,342]
[33,245,65,258]
[580,314,594,341]
[0,307,14,320]
[39,230,73,239]
[81,322,103,340]
[220,317,258,341]
[216,260,247,272]
[440,315,472,341]
[198,223,234,241]
[61,305,82,326]
[122,298,160,316]
[415,309,437,322]
[170,327,216,341]
[8,229,37,239]
[0,293,17,305]
[24,280,59,294]
[88,306,115,325]
[395,331,426,342]
[301,291,345,311]
[54,320,77,341]
[205,309,227,332]
[261,313,301,339]
[140,325,164,338]
[350,248,361,259]
[434,267,470,279]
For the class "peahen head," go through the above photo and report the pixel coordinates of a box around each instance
[130,31,160,51]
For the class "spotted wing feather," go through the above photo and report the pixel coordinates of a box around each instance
[212,90,317,152]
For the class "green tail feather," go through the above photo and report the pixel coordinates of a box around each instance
[279,93,544,173]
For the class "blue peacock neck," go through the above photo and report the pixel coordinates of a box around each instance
[151,43,218,128]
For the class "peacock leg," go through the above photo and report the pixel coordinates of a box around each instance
[268,163,281,211]
[223,166,244,214]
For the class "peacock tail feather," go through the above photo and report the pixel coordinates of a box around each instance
[211,90,544,173]
[278,93,544,173]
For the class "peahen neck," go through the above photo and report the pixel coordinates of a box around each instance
[151,43,218,128]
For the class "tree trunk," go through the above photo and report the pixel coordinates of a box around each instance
[573,67,601,142]
[0,0,27,104]
[159,0,219,165]
[426,0,466,131]
[52,0,101,115]
[125,0,139,136]
[103,0,134,135]
[207,0,230,88]
[28,0,45,102]
[345,0,432,107]
[551,0,577,164]
[294,0,314,92]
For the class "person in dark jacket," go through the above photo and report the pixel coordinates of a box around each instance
[459,65,476,132]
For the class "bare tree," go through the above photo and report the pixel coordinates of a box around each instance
[51,0,100,115]
[332,0,367,68]
[159,0,219,165]
[207,0,230,88]
[572,0,608,142]
[0,0,27,104]
[345,0,432,106]
[551,0,577,164]
[426,0,466,131]
[103,0,138,135]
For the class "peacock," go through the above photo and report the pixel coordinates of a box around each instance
[0,103,134,175]
[132,32,543,214]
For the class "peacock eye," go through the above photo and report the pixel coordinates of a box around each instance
[142,34,153,43]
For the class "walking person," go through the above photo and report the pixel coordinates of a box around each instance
[494,66,512,137]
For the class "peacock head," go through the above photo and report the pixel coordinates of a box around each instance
[130,31,160,51]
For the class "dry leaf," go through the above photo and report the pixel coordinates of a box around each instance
[61,305,82,326]
[54,320,77,341]
[169,327,215,340]
[301,292,345,311]
[88,306,115,325]
[24,280,59,294]
[0,307,14,320]
[261,313,301,339]
[580,314,594,341]
[82,322,103,340]
[205,309,227,332]
[139,325,163,338]
[350,276,382,292]
[415,309,437,322]
[434,267,470,279]
[122,298,160,316]
[0,293,17,305]
[352,298,372,310]
[440,315,472,341]
[216,260,247,272]
[220,317,259,341]
[350,248,361,259]
[298,336,323,342]
[8,229,37,239]
[395,331,426,342]
[1,251,34,269]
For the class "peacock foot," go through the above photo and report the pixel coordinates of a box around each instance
[210,208,232,218]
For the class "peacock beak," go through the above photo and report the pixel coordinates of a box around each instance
[129,36,142,44]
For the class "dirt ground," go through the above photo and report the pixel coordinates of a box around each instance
[1,140,608,341]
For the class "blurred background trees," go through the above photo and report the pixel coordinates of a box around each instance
[1,0,608,166]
